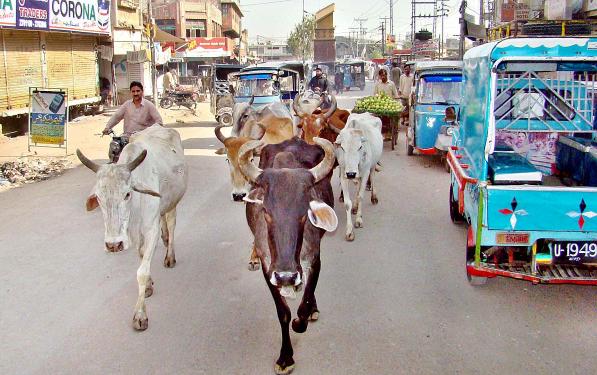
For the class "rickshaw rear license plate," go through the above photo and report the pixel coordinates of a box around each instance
[551,241,597,264]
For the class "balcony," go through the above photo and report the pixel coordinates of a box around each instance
[222,1,243,39]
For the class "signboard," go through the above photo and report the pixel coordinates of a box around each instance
[29,88,68,147]
[17,0,49,30]
[0,0,16,26]
[176,37,231,58]
[49,0,111,34]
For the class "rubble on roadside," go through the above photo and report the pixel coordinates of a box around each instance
[0,157,71,186]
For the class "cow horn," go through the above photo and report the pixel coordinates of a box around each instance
[249,96,255,105]
[292,93,305,117]
[76,149,100,173]
[238,140,264,183]
[328,121,342,134]
[127,149,148,171]
[214,124,229,144]
[323,94,337,119]
[309,137,335,183]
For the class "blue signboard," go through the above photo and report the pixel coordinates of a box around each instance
[16,0,49,30]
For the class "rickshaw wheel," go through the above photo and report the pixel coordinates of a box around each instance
[449,184,464,224]
[218,112,233,127]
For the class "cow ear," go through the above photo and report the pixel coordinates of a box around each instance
[86,194,99,211]
[308,200,338,232]
[133,183,161,197]
[215,147,226,155]
[244,188,264,205]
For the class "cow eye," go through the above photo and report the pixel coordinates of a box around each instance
[124,192,131,200]
[225,158,230,164]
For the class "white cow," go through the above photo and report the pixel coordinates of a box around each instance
[334,112,383,241]
[77,126,188,330]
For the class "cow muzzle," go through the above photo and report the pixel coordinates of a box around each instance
[270,271,302,287]
[232,192,246,202]
[345,172,357,179]
[105,241,124,253]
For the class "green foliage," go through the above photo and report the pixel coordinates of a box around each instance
[287,15,315,60]
[371,49,383,59]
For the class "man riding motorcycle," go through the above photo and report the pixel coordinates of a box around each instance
[102,81,163,161]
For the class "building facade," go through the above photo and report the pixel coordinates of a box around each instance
[0,0,111,133]
[314,4,335,63]
[248,43,295,62]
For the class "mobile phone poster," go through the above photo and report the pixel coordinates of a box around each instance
[29,89,68,148]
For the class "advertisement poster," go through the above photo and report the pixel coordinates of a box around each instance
[16,0,49,30]
[176,37,231,58]
[49,0,110,34]
[0,0,17,26]
[496,130,558,174]
[30,90,67,145]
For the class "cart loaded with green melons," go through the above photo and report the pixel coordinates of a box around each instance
[352,93,404,150]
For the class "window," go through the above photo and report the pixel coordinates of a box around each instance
[417,76,462,105]
[186,19,206,38]
[156,19,176,36]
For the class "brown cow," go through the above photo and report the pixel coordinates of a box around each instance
[239,137,337,375]
[232,99,296,144]
[294,93,350,145]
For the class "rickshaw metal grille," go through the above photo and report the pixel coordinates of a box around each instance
[478,262,597,280]
[495,71,596,132]
[214,81,231,96]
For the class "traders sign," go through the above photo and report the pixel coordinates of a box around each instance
[16,0,48,30]
[49,0,110,34]
[29,88,68,146]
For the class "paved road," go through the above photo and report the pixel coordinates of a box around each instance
[1,82,596,375]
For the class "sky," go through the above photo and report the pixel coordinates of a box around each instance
[241,0,481,45]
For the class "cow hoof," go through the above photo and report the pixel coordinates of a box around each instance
[248,260,260,271]
[132,312,148,331]
[371,196,379,205]
[345,232,355,241]
[292,318,308,333]
[145,280,154,298]
[274,361,295,375]
[163,256,176,268]
[355,220,363,228]
[366,184,372,191]
[308,309,320,321]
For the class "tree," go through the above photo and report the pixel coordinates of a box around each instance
[287,15,315,60]
[371,49,383,59]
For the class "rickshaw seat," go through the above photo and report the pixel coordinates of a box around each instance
[488,149,543,185]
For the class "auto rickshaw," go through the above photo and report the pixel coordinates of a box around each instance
[234,61,306,110]
[336,60,366,91]
[448,37,597,286]
[210,64,245,126]
[406,61,463,169]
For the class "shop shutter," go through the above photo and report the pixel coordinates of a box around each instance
[127,62,143,83]
[2,30,43,110]
[0,31,9,110]
[70,35,98,99]
[46,33,74,93]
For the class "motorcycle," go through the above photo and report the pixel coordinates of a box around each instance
[159,89,197,111]
[98,130,128,163]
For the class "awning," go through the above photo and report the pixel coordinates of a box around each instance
[154,26,186,44]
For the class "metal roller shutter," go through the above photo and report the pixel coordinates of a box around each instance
[45,33,74,93]
[2,30,43,110]
[70,35,98,99]
[0,31,9,110]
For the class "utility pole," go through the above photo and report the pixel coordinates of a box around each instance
[302,0,305,65]
[438,1,449,58]
[459,0,467,59]
[353,18,367,58]
[380,17,389,57]
[389,0,394,37]
[147,0,157,104]
[479,0,484,25]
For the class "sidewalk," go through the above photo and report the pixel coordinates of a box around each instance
[0,102,220,191]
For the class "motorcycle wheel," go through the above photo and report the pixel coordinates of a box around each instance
[218,112,233,127]
[160,97,173,109]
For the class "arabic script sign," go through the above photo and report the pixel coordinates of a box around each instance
[30,89,67,145]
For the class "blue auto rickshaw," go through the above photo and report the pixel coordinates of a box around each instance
[234,61,306,110]
[406,61,463,168]
[447,37,597,286]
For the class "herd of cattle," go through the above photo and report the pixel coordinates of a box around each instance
[76,92,384,374]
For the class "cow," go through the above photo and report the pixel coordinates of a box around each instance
[76,126,188,331]
[293,93,349,145]
[334,112,383,241]
[238,137,337,375]
[231,98,296,144]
